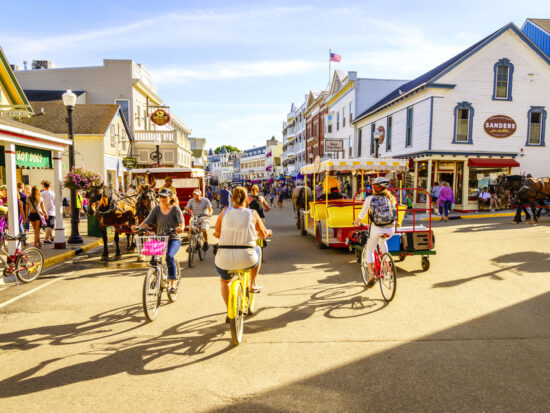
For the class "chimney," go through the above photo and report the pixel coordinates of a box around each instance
[10,64,19,71]
[32,60,54,70]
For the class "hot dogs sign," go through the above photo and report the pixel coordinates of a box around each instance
[484,115,517,138]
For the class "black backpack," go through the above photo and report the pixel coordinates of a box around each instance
[369,195,397,226]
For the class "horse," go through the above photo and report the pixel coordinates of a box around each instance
[496,175,550,224]
[292,186,313,228]
[131,184,157,251]
[86,184,139,260]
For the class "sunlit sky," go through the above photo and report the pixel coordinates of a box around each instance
[1,0,548,150]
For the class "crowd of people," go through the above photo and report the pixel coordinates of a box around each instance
[205,181,296,211]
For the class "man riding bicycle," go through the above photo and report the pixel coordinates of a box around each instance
[185,189,213,251]
[353,177,397,288]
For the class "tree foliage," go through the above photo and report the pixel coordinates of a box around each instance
[214,145,240,154]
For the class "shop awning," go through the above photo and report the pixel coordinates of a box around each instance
[467,158,520,168]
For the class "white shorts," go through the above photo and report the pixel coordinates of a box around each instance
[365,225,395,264]
[191,216,210,231]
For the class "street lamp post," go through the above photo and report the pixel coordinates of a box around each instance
[62,89,83,244]
[150,135,162,166]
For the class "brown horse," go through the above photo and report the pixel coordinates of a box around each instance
[292,186,313,228]
[86,184,141,260]
[497,175,550,223]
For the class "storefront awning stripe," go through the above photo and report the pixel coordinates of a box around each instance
[467,158,520,168]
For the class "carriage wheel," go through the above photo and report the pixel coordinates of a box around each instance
[300,214,307,236]
[421,257,430,271]
[315,222,326,249]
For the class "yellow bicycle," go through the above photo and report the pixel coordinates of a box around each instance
[227,268,256,345]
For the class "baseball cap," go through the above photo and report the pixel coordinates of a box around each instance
[158,188,173,197]
[193,189,202,196]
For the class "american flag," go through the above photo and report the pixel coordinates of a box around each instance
[330,52,341,62]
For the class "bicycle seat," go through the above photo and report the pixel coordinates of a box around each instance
[379,234,391,239]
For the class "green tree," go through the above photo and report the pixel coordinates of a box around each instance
[214,145,240,154]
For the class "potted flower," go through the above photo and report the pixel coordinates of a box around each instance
[63,166,103,191]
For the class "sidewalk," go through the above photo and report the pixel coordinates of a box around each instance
[1,216,108,285]
[406,209,523,222]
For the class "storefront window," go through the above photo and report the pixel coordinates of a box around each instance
[416,161,428,203]
[468,167,505,201]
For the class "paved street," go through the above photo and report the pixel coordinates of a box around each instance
[1,204,550,412]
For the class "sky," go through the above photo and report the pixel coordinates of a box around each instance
[1,0,548,151]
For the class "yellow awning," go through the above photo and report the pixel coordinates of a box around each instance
[300,157,408,175]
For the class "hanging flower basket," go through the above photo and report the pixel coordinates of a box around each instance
[63,166,103,191]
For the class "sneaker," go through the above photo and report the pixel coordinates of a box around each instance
[169,287,178,294]
[43,240,52,244]
[225,316,230,323]
[489,208,495,212]
[202,242,209,252]
[186,246,191,253]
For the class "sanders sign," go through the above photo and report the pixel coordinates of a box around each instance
[484,115,517,138]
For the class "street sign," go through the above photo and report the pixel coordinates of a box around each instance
[324,139,343,152]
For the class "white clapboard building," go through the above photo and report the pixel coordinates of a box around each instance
[353,22,550,211]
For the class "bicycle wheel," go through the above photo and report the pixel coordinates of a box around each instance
[198,235,205,261]
[167,258,181,303]
[15,247,44,283]
[360,247,370,287]
[247,287,256,316]
[188,236,195,268]
[379,253,397,302]
[228,280,244,345]
[142,267,161,322]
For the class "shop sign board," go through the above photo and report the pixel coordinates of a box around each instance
[0,109,28,117]
[122,156,137,169]
[150,109,171,126]
[324,139,344,152]
[484,115,517,138]
[15,145,51,168]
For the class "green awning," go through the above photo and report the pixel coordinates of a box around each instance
[0,145,52,168]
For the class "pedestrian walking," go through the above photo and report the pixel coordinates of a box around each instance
[431,182,441,214]
[40,180,55,244]
[437,181,454,221]
[26,186,48,248]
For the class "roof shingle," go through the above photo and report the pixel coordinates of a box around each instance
[19,101,119,135]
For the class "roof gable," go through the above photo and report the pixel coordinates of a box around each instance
[0,46,31,114]
[355,22,550,121]
[328,70,346,96]
[20,101,122,135]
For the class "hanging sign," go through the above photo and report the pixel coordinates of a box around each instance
[150,109,171,126]
[14,145,52,168]
[122,156,138,169]
[484,115,517,138]
[324,139,344,152]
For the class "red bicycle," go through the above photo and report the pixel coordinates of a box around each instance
[360,231,397,302]
[1,229,45,284]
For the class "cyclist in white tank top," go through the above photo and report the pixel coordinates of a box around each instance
[214,186,272,310]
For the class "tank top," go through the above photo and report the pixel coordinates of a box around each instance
[248,195,264,218]
[215,207,258,270]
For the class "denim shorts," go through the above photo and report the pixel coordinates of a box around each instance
[215,245,261,280]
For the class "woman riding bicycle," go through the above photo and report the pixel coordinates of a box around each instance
[214,186,272,315]
[353,177,396,288]
[133,188,184,294]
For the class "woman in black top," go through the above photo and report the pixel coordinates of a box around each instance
[247,185,270,219]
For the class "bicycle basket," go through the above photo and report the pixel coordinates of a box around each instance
[136,235,169,256]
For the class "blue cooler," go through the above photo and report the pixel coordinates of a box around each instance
[386,234,402,252]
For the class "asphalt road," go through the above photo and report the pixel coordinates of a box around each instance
[1,204,550,412]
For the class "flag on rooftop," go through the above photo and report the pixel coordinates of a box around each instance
[330,52,341,62]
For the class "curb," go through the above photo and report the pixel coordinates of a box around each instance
[43,236,114,270]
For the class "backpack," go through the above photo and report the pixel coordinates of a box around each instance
[369,195,397,226]
[347,229,369,246]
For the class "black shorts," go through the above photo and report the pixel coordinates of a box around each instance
[29,212,41,222]
[46,216,55,228]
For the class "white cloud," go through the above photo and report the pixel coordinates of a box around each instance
[150,59,322,83]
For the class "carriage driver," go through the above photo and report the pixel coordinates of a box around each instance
[185,189,213,251]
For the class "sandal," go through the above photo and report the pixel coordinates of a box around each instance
[367,279,376,288]
[250,286,263,293]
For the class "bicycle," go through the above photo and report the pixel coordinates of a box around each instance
[135,228,181,322]
[360,229,397,302]
[0,228,44,284]
[186,213,208,268]
[226,266,256,346]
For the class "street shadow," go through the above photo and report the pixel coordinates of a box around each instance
[0,304,144,351]
[0,311,233,398]
[211,290,550,412]
[432,251,550,289]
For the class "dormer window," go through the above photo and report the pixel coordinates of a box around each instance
[493,58,513,101]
